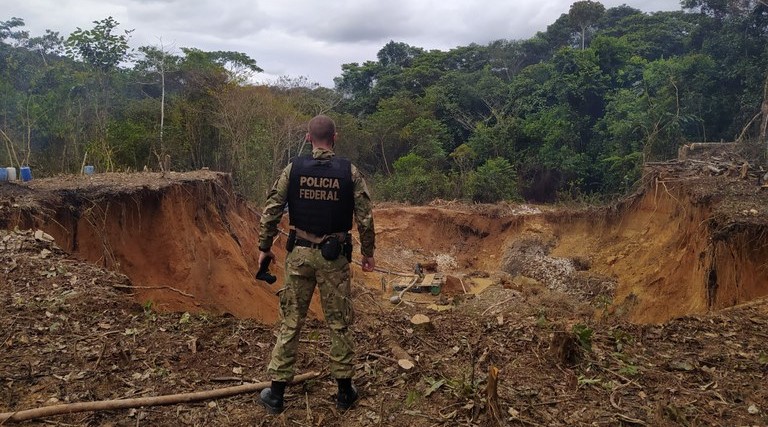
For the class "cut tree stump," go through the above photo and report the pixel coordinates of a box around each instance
[410,314,434,332]
[486,365,503,426]
[550,330,580,366]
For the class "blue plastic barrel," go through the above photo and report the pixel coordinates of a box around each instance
[0,168,7,182]
[20,166,32,182]
[84,165,95,175]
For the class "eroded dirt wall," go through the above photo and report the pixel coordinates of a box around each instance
[550,185,713,323]
[710,227,768,310]
[373,206,524,271]
[20,176,283,323]
[528,183,767,323]
[6,172,765,326]
[374,186,768,324]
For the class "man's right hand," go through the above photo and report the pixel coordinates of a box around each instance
[361,256,375,272]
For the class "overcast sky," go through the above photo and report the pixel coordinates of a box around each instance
[6,0,682,87]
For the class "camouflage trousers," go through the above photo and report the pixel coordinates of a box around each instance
[267,246,355,381]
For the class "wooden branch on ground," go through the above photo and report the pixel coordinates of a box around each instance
[0,372,319,423]
[111,284,194,298]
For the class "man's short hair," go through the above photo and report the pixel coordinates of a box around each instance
[308,115,335,142]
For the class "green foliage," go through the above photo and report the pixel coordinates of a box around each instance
[577,375,601,386]
[569,0,606,49]
[3,5,768,205]
[400,117,449,163]
[600,152,642,194]
[618,363,640,376]
[405,389,420,407]
[613,329,635,352]
[572,323,594,351]
[65,17,131,72]
[469,157,520,203]
[142,300,156,322]
[376,153,450,203]
[423,377,445,397]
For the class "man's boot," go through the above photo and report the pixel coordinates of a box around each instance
[260,381,286,414]
[336,378,358,410]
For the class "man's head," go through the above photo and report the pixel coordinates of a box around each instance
[307,115,336,148]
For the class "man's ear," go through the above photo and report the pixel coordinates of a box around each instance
[305,132,312,142]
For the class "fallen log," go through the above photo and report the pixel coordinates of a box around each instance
[382,328,416,370]
[0,371,320,424]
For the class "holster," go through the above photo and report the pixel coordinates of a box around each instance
[286,229,296,252]
[343,233,353,263]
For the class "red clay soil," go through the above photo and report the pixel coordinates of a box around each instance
[1,162,767,426]
[2,171,284,323]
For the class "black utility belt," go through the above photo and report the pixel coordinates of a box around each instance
[287,230,352,262]
[294,238,323,249]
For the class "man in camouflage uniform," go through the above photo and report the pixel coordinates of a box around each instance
[257,114,376,414]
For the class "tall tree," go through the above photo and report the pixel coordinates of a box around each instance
[136,42,181,164]
[65,17,133,171]
[569,0,606,49]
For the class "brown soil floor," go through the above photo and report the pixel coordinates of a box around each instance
[1,157,768,426]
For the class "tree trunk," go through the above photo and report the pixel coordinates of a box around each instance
[760,70,768,149]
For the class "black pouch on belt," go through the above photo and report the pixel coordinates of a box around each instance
[321,236,342,260]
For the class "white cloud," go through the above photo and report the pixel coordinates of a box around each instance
[4,0,682,87]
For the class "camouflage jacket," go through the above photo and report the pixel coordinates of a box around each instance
[258,148,375,257]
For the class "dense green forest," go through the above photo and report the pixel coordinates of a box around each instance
[2,0,768,203]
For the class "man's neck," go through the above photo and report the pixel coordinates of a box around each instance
[312,142,333,151]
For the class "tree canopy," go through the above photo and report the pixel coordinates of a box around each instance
[3,1,768,204]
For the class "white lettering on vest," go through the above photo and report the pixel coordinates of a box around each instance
[299,175,341,189]
[299,188,340,201]
[298,175,341,201]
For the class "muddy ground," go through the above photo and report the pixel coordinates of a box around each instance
[1,150,768,426]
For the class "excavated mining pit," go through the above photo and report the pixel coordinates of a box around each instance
[1,166,767,325]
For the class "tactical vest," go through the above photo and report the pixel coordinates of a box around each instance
[287,155,354,235]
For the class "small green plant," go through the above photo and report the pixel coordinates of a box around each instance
[595,294,613,310]
[577,375,601,386]
[424,377,445,397]
[445,376,477,399]
[179,312,191,324]
[306,330,320,342]
[536,309,549,328]
[759,352,768,365]
[618,363,640,376]
[572,324,594,351]
[405,389,420,407]
[612,329,634,352]
[142,301,156,321]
